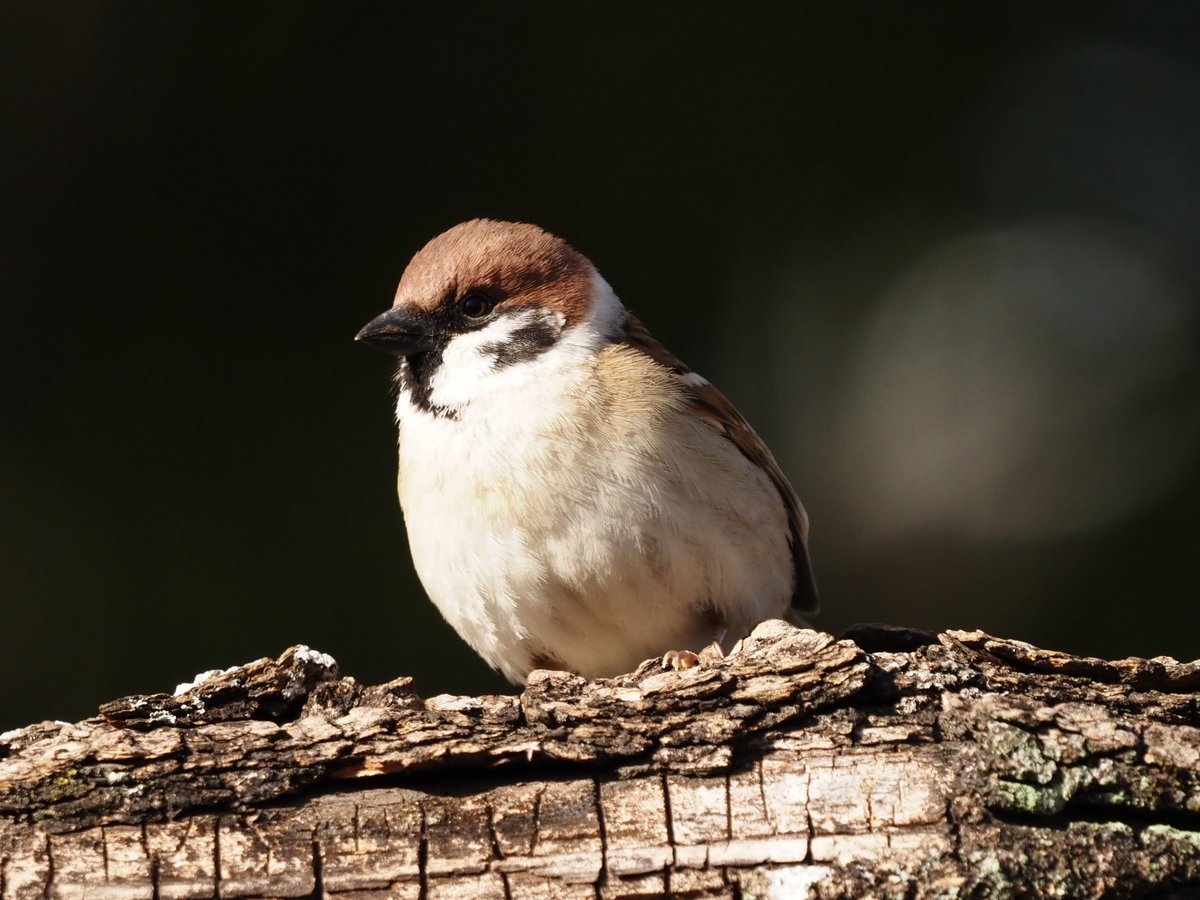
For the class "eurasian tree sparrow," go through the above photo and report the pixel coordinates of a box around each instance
[356,220,817,683]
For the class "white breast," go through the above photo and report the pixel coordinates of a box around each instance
[393,276,792,682]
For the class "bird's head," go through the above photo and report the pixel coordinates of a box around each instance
[356,219,608,367]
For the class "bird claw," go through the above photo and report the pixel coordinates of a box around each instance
[661,641,724,671]
[661,649,701,671]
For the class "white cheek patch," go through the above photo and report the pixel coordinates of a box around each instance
[399,269,624,419]
[428,309,564,409]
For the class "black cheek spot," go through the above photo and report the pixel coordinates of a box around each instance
[481,318,560,369]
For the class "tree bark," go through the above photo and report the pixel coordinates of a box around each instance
[1,622,1198,899]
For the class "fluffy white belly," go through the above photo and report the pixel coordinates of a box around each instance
[395,355,792,683]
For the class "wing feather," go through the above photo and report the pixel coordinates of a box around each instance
[617,314,819,613]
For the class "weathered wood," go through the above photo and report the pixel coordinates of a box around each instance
[1,622,1197,898]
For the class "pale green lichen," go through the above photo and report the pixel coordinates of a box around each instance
[976,854,1002,876]
[988,722,1056,785]
[994,778,1066,815]
[1142,824,1200,848]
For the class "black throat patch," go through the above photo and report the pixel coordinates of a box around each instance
[393,350,457,420]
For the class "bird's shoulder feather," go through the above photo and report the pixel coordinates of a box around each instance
[614,313,819,613]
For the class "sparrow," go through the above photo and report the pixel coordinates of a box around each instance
[356,220,817,683]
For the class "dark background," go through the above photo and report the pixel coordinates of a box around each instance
[3,4,1199,731]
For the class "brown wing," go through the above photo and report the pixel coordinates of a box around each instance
[619,314,819,614]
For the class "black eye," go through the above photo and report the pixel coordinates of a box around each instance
[460,294,493,319]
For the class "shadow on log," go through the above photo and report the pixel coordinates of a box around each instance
[1,622,1198,898]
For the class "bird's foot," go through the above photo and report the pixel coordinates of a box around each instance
[660,641,724,671]
[661,649,701,671]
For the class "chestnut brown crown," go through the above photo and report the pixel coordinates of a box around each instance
[393,219,595,326]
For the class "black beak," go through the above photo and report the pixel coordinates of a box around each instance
[355,307,438,356]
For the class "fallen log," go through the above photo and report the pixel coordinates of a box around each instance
[1,621,1197,898]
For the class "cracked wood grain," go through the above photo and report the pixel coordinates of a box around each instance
[0,621,1198,898]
